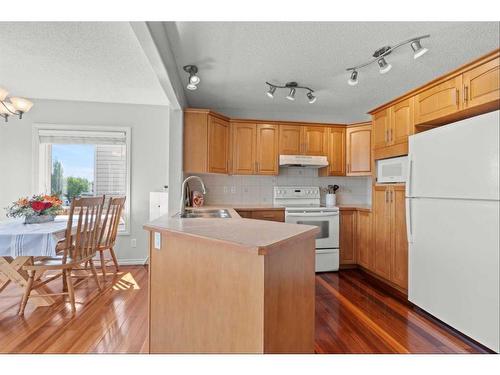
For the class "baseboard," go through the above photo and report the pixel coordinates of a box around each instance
[355,266,409,303]
[116,258,149,266]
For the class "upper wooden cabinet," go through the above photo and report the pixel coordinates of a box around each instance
[462,57,500,109]
[184,109,230,174]
[319,127,346,176]
[346,123,372,176]
[302,126,328,156]
[255,124,279,175]
[372,98,414,160]
[414,75,463,125]
[373,184,408,291]
[279,125,302,155]
[232,122,279,175]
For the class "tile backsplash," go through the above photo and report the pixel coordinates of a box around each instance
[186,168,372,206]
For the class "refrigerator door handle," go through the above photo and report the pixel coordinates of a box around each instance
[406,154,413,197]
[406,198,413,243]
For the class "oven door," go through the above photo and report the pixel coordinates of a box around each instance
[285,211,339,249]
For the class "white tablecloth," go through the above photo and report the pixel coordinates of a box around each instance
[0,216,71,257]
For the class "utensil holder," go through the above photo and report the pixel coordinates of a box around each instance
[325,193,336,207]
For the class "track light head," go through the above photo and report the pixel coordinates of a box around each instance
[377,57,392,74]
[348,70,359,86]
[306,92,317,104]
[183,65,200,90]
[286,88,296,101]
[411,40,428,59]
[189,74,201,85]
[266,86,276,98]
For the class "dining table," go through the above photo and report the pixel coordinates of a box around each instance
[0,216,76,307]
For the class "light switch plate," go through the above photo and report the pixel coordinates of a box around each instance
[154,232,161,250]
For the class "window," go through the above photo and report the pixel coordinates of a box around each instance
[33,125,131,234]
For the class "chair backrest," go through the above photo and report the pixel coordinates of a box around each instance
[63,196,105,263]
[99,196,126,249]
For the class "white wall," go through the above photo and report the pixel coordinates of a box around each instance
[187,168,372,206]
[0,98,170,265]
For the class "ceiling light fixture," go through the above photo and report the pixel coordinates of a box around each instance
[346,34,430,85]
[348,70,359,86]
[183,65,201,91]
[0,87,34,123]
[265,81,317,104]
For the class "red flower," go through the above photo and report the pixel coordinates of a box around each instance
[30,201,46,212]
[43,202,53,210]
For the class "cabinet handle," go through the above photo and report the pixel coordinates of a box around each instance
[464,85,469,105]
[455,88,459,107]
[347,163,350,173]
[385,190,388,203]
[385,130,388,143]
[390,190,393,203]
[389,128,392,142]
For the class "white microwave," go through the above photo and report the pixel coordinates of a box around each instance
[376,156,408,183]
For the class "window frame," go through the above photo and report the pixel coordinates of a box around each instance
[32,123,132,235]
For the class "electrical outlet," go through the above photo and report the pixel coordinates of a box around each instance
[131,238,137,248]
[230,186,236,194]
[223,186,229,194]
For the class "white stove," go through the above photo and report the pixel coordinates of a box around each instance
[273,187,339,272]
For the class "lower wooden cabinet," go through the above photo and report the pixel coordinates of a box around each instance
[372,184,408,291]
[339,210,356,266]
[356,210,372,270]
[235,209,285,222]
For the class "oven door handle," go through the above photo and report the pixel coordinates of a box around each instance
[286,212,339,217]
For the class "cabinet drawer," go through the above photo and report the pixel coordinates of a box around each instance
[251,210,285,222]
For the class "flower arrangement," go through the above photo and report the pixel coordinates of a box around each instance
[6,194,63,223]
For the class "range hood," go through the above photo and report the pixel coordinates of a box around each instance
[279,155,329,168]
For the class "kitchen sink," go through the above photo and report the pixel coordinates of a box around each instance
[179,209,231,219]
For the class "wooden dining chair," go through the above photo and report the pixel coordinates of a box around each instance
[18,196,105,315]
[97,196,126,281]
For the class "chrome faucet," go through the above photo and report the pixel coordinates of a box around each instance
[179,175,206,217]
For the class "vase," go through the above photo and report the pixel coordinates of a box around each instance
[25,215,56,224]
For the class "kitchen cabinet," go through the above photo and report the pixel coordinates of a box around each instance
[346,123,372,176]
[340,209,356,266]
[184,109,230,174]
[373,184,408,291]
[372,99,414,160]
[356,210,372,270]
[279,124,327,156]
[462,57,500,110]
[279,124,302,155]
[232,122,279,175]
[319,127,346,177]
[234,209,285,222]
[414,76,463,125]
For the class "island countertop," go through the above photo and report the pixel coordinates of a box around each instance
[143,207,319,255]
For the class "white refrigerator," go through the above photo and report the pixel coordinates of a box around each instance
[407,110,500,353]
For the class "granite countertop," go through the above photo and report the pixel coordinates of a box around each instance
[143,206,319,255]
[337,204,372,212]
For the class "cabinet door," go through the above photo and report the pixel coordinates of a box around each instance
[414,76,462,125]
[462,57,500,109]
[373,185,392,280]
[208,115,230,174]
[346,124,372,176]
[390,186,408,290]
[356,210,372,270]
[391,98,414,147]
[256,124,279,175]
[340,210,356,265]
[372,109,389,149]
[326,127,346,176]
[232,122,256,175]
[303,126,327,156]
[279,125,303,155]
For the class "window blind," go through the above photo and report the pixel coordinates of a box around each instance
[38,129,126,145]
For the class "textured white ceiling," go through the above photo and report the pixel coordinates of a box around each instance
[0,22,168,106]
[167,22,499,123]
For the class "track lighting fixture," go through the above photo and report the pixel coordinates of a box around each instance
[348,70,359,86]
[306,91,317,104]
[346,35,430,85]
[0,87,34,123]
[286,88,296,101]
[266,86,276,98]
[183,65,201,91]
[265,82,317,104]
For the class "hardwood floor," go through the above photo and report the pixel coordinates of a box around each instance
[0,266,488,354]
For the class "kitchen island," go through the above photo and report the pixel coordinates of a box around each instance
[143,208,319,353]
